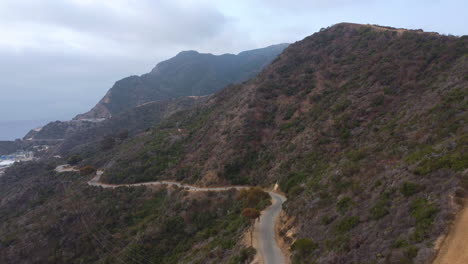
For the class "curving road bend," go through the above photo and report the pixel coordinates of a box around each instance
[258,192,287,264]
[86,170,288,263]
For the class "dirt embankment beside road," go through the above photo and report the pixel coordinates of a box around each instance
[433,199,468,264]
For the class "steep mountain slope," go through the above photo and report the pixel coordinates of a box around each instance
[75,44,288,119]
[94,23,467,263]
[1,23,466,264]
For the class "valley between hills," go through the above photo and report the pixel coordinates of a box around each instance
[0,23,467,264]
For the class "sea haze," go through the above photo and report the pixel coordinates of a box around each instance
[0,120,49,141]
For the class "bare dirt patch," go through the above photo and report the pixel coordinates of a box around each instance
[433,199,468,264]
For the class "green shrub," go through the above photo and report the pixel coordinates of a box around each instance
[283,107,296,120]
[291,238,318,254]
[336,197,353,214]
[391,238,409,248]
[289,185,305,196]
[335,216,360,233]
[370,200,389,220]
[405,246,419,259]
[410,198,438,242]
[405,146,434,164]
[413,153,468,175]
[280,171,308,194]
[320,215,334,225]
[238,187,271,210]
[400,182,420,197]
[237,247,256,263]
[332,99,352,113]
[383,87,397,95]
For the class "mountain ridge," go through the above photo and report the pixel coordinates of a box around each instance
[75,43,289,120]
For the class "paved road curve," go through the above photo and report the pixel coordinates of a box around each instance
[258,192,287,264]
[86,170,288,263]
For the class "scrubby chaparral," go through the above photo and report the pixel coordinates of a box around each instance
[0,23,466,264]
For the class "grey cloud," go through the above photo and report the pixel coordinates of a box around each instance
[0,0,229,49]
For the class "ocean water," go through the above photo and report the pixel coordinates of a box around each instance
[0,120,49,141]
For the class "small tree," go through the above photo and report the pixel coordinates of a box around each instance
[291,238,318,259]
[242,208,261,246]
[238,187,270,208]
[80,165,96,176]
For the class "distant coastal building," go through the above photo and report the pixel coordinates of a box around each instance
[0,151,34,161]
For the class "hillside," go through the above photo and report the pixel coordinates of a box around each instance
[0,23,467,264]
[57,96,209,155]
[0,162,265,264]
[75,43,289,119]
[23,96,208,156]
[93,23,467,263]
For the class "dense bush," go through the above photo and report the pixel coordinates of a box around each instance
[291,238,318,253]
[238,187,271,210]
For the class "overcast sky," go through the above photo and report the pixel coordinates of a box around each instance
[0,0,466,123]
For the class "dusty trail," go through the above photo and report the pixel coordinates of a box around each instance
[85,169,288,264]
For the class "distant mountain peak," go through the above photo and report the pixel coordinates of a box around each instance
[75,44,289,120]
[175,50,200,56]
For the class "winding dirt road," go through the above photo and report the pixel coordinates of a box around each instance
[86,170,288,263]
